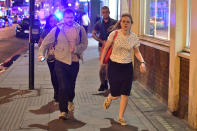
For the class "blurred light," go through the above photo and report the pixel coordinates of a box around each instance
[68,3,72,7]
[75,2,79,6]
[54,10,63,20]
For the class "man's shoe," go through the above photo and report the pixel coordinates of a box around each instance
[59,112,67,120]
[68,102,74,112]
[98,84,105,91]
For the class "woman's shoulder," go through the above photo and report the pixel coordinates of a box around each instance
[110,29,121,35]
[129,32,138,38]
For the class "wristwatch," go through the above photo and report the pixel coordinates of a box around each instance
[140,61,146,64]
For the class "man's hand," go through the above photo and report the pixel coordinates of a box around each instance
[38,56,45,62]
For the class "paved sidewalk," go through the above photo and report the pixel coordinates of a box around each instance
[0,38,192,131]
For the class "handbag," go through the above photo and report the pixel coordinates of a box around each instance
[101,31,118,64]
[47,27,60,62]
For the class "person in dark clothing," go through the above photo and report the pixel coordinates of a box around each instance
[92,6,117,91]
[38,9,88,120]
[38,15,59,102]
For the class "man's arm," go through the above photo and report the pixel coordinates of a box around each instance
[74,26,88,55]
[92,22,105,44]
[38,27,56,58]
[92,29,104,44]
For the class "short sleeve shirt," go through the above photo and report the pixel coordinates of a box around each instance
[94,18,117,47]
[108,30,140,64]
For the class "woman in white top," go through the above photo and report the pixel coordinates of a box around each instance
[100,14,146,126]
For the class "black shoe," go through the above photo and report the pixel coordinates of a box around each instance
[98,84,105,91]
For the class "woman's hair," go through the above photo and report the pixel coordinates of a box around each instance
[114,13,133,30]
[44,15,56,30]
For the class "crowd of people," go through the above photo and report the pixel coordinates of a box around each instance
[38,6,146,126]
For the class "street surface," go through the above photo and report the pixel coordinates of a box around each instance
[0,25,28,64]
[0,38,192,131]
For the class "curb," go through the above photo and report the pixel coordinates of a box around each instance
[0,45,28,72]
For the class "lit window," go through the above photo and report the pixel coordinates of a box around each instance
[186,0,191,48]
[144,0,170,40]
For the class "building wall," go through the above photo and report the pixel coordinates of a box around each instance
[176,57,189,119]
[134,44,169,103]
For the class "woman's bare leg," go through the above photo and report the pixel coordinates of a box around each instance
[119,95,128,119]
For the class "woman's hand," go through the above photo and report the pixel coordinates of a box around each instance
[140,63,146,73]
[100,59,104,66]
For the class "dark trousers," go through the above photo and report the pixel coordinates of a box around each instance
[83,25,88,33]
[99,64,108,84]
[47,60,58,101]
[54,60,79,113]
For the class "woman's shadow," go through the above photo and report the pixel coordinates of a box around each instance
[101,118,149,131]
[92,89,110,97]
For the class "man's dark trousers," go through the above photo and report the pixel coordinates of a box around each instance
[54,60,79,113]
[47,60,59,101]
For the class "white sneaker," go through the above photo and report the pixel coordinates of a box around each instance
[59,112,67,120]
[68,102,74,112]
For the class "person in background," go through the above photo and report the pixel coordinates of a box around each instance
[81,12,90,33]
[38,8,88,120]
[100,13,146,126]
[92,6,117,91]
[38,14,59,103]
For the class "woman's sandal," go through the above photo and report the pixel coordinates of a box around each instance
[104,97,112,109]
[117,118,127,126]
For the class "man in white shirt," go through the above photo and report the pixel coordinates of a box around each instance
[82,12,90,33]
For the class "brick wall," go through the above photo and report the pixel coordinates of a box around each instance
[176,57,189,119]
[134,44,169,103]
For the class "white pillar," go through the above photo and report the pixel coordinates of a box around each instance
[168,0,187,112]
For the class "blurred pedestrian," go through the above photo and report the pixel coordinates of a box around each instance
[38,8,88,120]
[38,14,59,103]
[92,6,117,91]
[81,12,90,33]
[100,13,146,126]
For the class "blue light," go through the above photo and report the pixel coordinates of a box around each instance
[54,11,63,20]
[79,0,90,2]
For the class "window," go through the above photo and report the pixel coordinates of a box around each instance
[186,0,191,48]
[143,0,170,40]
